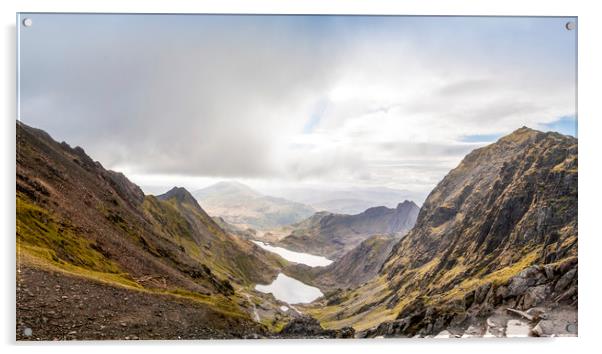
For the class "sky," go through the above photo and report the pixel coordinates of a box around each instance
[18,14,577,200]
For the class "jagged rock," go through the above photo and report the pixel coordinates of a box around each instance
[485,316,506,337]
[543,264,556,280]
[555,285,577,303]
[432,316,448,335]
[474,283,492,304]
[279,317,354,339]
[526,308,548,321]
[507,267,546,297]
[463,290,475,309]
[461,324,483,338]
[335,326,356,339]
[496,286,509,300]
[520,285,549,309]
[476,303,494,317]
[506,308,534,321]
[554,268,577,293]
[531,323,544,337]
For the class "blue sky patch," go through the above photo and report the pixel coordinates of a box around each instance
[540,115,577,137]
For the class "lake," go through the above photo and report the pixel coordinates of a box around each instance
[255,273,324,304]
[251,241,333,267]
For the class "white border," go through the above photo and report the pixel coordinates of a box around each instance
[2,1,601,353]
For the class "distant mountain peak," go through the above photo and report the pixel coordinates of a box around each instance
[158,186,199,206]
[396,200,417,210]
[362,205,390,216]
[499,126,541,143]
[214,180,256,190]
[196,181,260,198]
[193,181,315,230]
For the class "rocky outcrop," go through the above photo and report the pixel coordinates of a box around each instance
[359,256,577,337]
[279,201,419,259]
[286,235,398,291]
[279,316,355,339]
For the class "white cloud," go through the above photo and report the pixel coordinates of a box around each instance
[19,15,576,197]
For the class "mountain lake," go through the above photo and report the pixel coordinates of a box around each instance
[251,241,333,267]
[255,273,323,304]
[252,241,331,303]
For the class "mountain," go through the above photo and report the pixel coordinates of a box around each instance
[153,186,285,284]
[193,181,315,230]
[212,216,257,240]
[278,201,420,260]
[304,127,578,337]
[16,122,290,339]
[312,199,395,216]
[262,186,426,215]
[287,234,398,291]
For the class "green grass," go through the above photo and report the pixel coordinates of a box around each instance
[17,196,120,274]
[142,196,194,240]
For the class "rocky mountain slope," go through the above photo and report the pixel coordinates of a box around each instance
[16,121,290,339]
[193,181,315,230]
[304,127,577,337]
[287,235,398,291]
[278,201,419,260]
[212,216,258,240]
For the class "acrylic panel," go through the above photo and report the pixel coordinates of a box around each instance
[16,13,577,340]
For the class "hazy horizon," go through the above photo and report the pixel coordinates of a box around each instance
[18,14,577,200]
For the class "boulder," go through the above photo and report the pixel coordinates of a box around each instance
[474,283,492,304]
[461,324,483,338]
[531,318,577,337]
[278,316,355,339]
[520,285,549,309]
[507,266,546,297]
[554,268,576,293]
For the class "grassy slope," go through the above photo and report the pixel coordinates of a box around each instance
[15,122,288,330]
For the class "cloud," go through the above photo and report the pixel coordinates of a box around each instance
[19,15,576,196]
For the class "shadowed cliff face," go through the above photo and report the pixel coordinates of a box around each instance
[304,127,577,336]
[278,201,419,260]
[286,234,398,291]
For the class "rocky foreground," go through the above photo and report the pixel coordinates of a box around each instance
[16,266,268,340]
[359,257,577,338]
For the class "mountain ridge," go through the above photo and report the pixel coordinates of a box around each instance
[304,127,578,337]
[278,201,419,259]
[16,121,295,339]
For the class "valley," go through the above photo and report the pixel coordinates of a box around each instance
[16,122,577,339]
